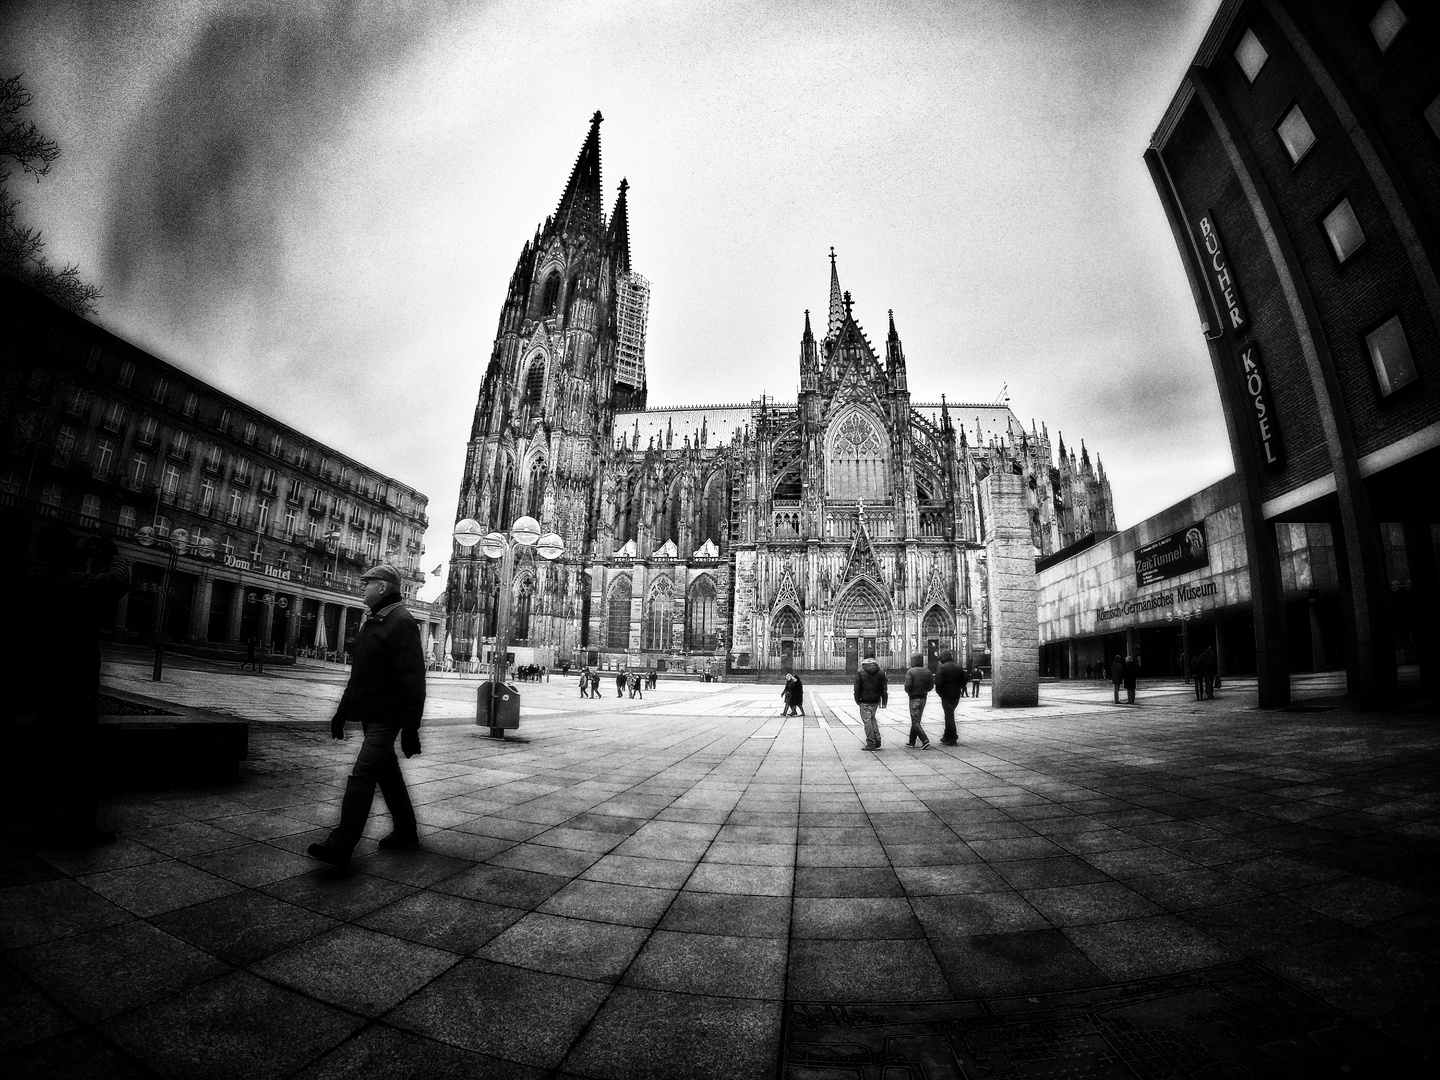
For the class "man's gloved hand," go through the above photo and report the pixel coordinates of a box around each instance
[330,714,346,739]
[401,728,421,758]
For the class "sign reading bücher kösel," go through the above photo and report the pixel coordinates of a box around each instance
[1134,521,1210,587]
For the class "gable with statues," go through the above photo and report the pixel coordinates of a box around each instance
[446,115,1116,673]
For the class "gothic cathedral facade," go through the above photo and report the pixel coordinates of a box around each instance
[446,115,1116,673]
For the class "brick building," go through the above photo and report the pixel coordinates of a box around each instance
[1,275,443,659]
[1146,0,1439,704]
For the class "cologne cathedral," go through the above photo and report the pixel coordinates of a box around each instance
[446,114,1115,673]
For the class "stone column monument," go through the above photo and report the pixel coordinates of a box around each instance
[981,456,1039,707]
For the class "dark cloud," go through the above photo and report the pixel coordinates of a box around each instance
[103,0,459,319]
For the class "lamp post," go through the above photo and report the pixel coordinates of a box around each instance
[134,526,216,681]
[453,515,564,736]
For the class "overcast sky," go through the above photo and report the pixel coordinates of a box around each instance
[5,0,1229,601]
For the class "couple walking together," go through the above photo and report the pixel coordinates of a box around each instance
[853,649,970,751]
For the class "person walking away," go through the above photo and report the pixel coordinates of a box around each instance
[957,658,969,697]
[590,670,600,699]
[629,671,644,699]
[616,670,626,697]
[853,650,888,751]
[1110,654,1124,704]
[579,667,591,698]
[1123,655,1138,705]
[934,649,966,746]
[309,565,425,869]
[23,526,129,844]
[1199,646,1218,699]
[1192,652,1205,700]
[782,673,805,716]
[970,666,982,698]
[903,653,934,749]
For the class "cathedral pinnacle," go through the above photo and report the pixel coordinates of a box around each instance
[554,112,605,239]
[609,178,631,275]
[827,249,844,339]
[843,290,854,318]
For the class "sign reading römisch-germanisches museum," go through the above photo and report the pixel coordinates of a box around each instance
[1134,521,1209,587]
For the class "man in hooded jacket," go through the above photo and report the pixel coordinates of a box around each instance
[853,650,888,750]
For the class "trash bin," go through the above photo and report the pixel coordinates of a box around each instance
[477,681,521,733]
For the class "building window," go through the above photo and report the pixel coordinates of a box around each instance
[204,445,223,472]
[171,430,191,457]
[1234,28,1267,84]
[151,376,169,404]
[250,539,264,562]
[95,438,115,474]
[131,453,150,484]
[1276,104,1316,165]
[118,360,135,388]
[81,494,101,522]
[1369,0,1406,54]
[228,490,243,522]
[219,408,232,433]
[155,515,171,537]
[55,424,78,456]
[221,535,235,557]
[243,421,257,446]
[200,479,215,513]
[101,401,125,431]
[161,462,181,496]
[270,434,283,458]
[1322,198,1366,264]
[182,392,198,418]
[1366,315,1419,397]
[85,344,100,371]
[137,415,159,447]
[284,506,300,535]
[118,505,137,531]
[40,482,62,507]
[277,550,290,571]
[257,498,271,531]
[606,575,632,649]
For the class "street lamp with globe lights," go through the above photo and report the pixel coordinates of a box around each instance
[134,525,216,681]
[452,515,563,736]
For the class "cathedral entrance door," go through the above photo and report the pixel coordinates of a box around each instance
[780,640,794,673]
[844,637,859,674]
[862,635,878,663]
[926,639,939,671]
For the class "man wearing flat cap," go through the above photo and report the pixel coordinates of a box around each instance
[309,563,425,869]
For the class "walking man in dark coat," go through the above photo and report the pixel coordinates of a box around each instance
[309,565,425,869]
[1198,646,1218,699]
[781,673,805,716]
[902,653,934,749]
[854,650,888,751]
[1110,654,1124,704]
[1123,655,1139,705]
[934,649,966,746]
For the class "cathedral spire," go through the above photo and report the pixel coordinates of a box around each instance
[827,247,844,339]
[554,111,605,238]
[885,309,908,391]
[609,178,630,276]
[800,308,819,392]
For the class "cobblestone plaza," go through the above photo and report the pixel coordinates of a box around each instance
[3,653,1436,1076]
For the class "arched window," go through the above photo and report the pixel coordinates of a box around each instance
[662,477,683,548]
[698,473,726,546]
[643,582,674,652]
[525,459,546,520]
[686,575,717,650]
[606,574,632,649]
[826,409,890,502]
[513,578,534,641]
[773,463,801,503]
[522,360,545,408]
[540,272,561,317]
[772,607,801,640]
[495,464,515,528]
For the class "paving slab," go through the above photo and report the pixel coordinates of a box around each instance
[1,660,1436,1075]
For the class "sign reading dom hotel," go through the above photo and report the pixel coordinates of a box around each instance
[1135,522,1210,587]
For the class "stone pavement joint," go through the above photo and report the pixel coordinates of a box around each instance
[2,654,1437,1077]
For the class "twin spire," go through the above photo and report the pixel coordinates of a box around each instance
[552,111,629,259]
